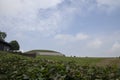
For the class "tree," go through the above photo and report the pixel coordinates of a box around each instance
[0,31,7,40]
[9,40,20,51]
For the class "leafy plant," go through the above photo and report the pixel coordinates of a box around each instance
[0,52,120,80]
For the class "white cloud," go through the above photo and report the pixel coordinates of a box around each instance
[76,33,89,40]
[54,33,89,43]
[97,0,120,11]
[55,34,74,42]
[0,0,82,37]
[0,0,63,15]
[1,0,119,38]
[111,42,120,53]
[0,0,66,36]
[88,39,102,48]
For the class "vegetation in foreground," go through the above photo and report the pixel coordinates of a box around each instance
[0,51,120,80]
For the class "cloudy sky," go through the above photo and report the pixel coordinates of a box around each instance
[0,0,120,57]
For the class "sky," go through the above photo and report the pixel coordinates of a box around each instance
[0,0,120,57]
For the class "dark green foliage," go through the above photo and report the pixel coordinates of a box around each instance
[9,40,20,50]
[0,52,120,80]
[0,31,7,40]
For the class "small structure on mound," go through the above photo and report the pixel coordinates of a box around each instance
[25,50,65,56]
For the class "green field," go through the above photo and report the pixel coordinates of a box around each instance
[37,56,112,66]
[0,51,120,80]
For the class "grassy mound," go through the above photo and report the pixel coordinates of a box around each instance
[25,49,65,56]
[25,49,60,53]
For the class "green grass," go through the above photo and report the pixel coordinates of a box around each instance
[36,56,120,66]
[36,56,103,66]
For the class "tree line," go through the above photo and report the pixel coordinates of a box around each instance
[0,31,20,51]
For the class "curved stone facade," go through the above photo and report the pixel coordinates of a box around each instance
[36,51,64,56]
